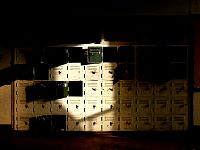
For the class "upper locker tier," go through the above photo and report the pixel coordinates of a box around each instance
[136,45,188,82]
[18,47,87,67]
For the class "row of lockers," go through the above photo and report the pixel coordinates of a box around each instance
[49,62,188,82]
[14,46,188,65]
[4,62,187,81]
[14,80,188,100]
[14,114,188,131]
[15,99,188,116]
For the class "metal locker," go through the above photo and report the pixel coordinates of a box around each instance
[84,81,102,97]
[49,64,67,81]
[51,98,68,115]
[172,115,188,130]
[117,80,136,97]
[119,115,137,131]
[85,97,102,116]
[15,116,31,131]
[102,97,119,117]
[33,102,51,116]
[16,103,34,117]
[85,64,102,81]
[137,96,153,115]
[102,116,120,131]
[67,63,83,81]
[172,96,188,115]
[67,115,85,131]
[84,116,102,131]
[154,96,171,115]
[102,81,118,97]
[67,97,85,116]
[154,115,171,131]
[136,81,153,96]
[172,80,188,96]
[119,97,136,115]
[102,62,117,80]
[87,46,102,63]
[154,81,171,96]
[137,115,153,131]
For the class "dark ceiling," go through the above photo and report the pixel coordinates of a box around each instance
[0,0,193,47]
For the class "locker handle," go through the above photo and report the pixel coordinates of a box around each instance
[58,71,62,74]
[110,105,113,109]
[76,105,79,109]
[110,122,113,126]
[108,71,113,74]
[160,122,167,125]
[126,122,131,125]
[25,105,28,108]
[76,122,79,125]
[128,87,132,91]
[92,88,97,91]
[92,71,96,74]
[59,105,62,109]
[93,105,96,109]
[42,105,45,108]
[126,104,131,108]
[93,122,96,126]
[109,88,113,91]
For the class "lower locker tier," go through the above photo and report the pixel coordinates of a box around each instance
[15,114,188,132]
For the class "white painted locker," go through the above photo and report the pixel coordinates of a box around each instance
[84,116,102,131]
[102,62,117,80]
[67,115,85,131]
[119,115,137,131]
[172,80,188,96]
[15,116,30,131]
[154,81,171,96]
[172,96,188,115]
[154,96,171,115]
[84,81,102,97]
[33,102,51,116]
[117,80,136,97]
[154,115,171,131]
[67,63,83,81]
[85,97,102,116]
[102,81,118,97]
[119,97,136,115]
[85,64,102,81]
[137,96,153,115]
[14,80,34,99]
[137,115,153,131]
[51,98,68,115]
[136,81,153,96]
[16,103,34,117]
[102,97,119,117]
[172,115,188,130]
[49,64,67,81]
[102,116,120,131]
[67,97,85,116]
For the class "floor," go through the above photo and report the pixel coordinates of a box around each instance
[0,131,199,150]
